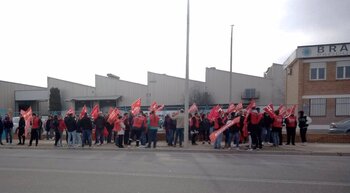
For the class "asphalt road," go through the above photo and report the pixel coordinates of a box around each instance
[0,149,349,193]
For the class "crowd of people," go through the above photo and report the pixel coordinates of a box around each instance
[0,107,310,150]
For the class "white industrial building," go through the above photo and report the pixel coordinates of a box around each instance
[0,63,285,115]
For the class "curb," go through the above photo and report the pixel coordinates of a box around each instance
[1,145,349,157]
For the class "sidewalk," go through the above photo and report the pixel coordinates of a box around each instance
[1,139,349,156]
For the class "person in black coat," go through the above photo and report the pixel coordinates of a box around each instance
[94,112,106,145]
[3,114,14,144]
[79,113,93,147]
[17,115,26,145]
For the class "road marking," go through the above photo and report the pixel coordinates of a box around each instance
[0,167,349,187]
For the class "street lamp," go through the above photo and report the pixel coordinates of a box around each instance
[184,0,190,148]
[229,25,234,103]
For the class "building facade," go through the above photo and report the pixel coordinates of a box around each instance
[284,42,350,126]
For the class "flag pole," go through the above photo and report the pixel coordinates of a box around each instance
[184,0,190,148]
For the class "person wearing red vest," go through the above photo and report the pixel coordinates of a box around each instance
[29,113,40,146]
[285,113,297,145]
[213,111,224,149]
[248,107,263,149]
[129,112,147,147]
[271,111,283,147]
[147,111,160,148]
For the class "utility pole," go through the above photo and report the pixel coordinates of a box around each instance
[184,0,190,148]
[229,25,234,103]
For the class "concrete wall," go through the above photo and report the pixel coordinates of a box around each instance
[95,75,147,107]
[147,72,206,106]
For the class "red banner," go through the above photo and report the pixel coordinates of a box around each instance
[209,117,240,143]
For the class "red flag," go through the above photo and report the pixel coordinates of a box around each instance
[285,105,297,118]
[208,105,221,121]
[226,103,236,114]
[189,103,198,113]
[20,107,32,137]
[246,99,256,110]
[209,117,240,143]
[278,105,287,117]
[156,104,165,112]
[79,105,87,119]
[149,101,158,112]
[107,108,120,124]
[263,105,275,118]
[131,98,141,115]
[235,102,243,112]
[91,104,100,120]
[66,107,75,116]
[268,103,274,112]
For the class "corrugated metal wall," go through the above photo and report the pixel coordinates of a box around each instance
[0,81,46,114]
[147,72,206,106]
[95,75,147,106]
[47,77,96,110]
[205,68,274,105]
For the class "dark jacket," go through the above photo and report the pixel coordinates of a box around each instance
[45,119,52,131]
[3,117,13,130]
[52,118,59,132]
[19,117,25,132]
[64,116,77,132]
[79,116,93,131]
[94,115,106,130]
[298,116,308,129]
[0,118,3,131]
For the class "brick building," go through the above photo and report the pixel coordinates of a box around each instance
[284,42,350,128]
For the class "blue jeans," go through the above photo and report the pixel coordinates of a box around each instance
[148,129,157,147]
[167,129,175,145]
[5,128,12,144]
[225,132,232,147]
[68,131,76,146]
[82,130,92,147]
[233,131,240,147]
[262,127,271,143]
[271,131,279,146]
[140,130,147,146]
[214,133,222,149]
[174,128,184,146]
[95,128,104,144]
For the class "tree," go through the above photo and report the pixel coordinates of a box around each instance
[189,87,213,106]
[49,87,62,112]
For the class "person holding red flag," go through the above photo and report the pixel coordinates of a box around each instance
[129,111,147,147]
[285,112,297,145]
[94,112,106,146]
[247,107,263,149]
[147,111,160,148]
[213,110,224,149]
[29,113,40,147]
[271,110,283,147]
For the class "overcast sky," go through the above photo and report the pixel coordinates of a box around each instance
[1,0,349,87]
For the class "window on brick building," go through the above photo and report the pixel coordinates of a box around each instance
[336,61,350,79]
[310,62,326,80]
[310,98,326,116]
[336,98,350,116]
